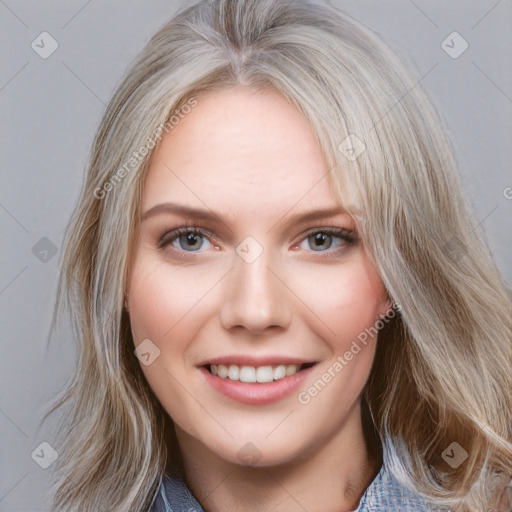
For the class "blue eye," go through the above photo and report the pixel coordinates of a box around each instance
[159,227,214,252]
[295,228,356,253]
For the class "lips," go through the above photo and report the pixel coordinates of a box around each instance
[197,356,318,405]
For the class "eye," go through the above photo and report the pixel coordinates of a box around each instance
[158,227,216,253]
[294,227,356,254]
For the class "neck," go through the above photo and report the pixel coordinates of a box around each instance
[168,399,382,512]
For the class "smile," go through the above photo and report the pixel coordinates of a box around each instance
[199,359,317,405]
[206,363,315,383]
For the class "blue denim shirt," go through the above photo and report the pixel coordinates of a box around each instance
[150,459,450,512]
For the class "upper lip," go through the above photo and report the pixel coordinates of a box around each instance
[198,355,317,367]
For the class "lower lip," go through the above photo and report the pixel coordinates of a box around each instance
[199,366,315,405]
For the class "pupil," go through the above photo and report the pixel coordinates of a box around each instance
[311,233,331,251]
[181,233,201,250]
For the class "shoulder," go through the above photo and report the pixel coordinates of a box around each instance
[355,462,449,512]
[151,472,204,512]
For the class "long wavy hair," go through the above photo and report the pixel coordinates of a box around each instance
[42,0,512,510]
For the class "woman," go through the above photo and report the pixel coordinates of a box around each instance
[43,0,512,511]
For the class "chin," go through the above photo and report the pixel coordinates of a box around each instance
[199,427,314,469]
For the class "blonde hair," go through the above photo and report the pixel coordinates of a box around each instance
[43,0,512,510]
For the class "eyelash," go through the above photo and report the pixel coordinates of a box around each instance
[157,224,358,261]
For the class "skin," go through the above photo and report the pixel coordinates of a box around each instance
[127,86,391,512]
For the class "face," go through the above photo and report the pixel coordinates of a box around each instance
[127,86,391,467]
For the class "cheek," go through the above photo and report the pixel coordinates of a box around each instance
[291,257,389,410]
[127,260,194,395]
[126,253,229,405]
[127,255,217,346]
[126,256,212,431]
[291,254,389,351]
[128,264,179,347]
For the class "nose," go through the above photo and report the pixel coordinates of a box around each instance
[219,246,292,335]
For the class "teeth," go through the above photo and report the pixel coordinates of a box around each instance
[208,363,306,382]
[217,364,228,378]
[256,366,273,383]
[228,365,240,380]
[273,365,286,380]
[239,366,256,382]
[286,364,299,376]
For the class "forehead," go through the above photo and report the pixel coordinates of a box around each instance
[142,86,340,217]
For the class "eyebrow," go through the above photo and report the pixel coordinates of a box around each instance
[141,202,350,228]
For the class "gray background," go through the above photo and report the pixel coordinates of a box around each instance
[1,0,511,510]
